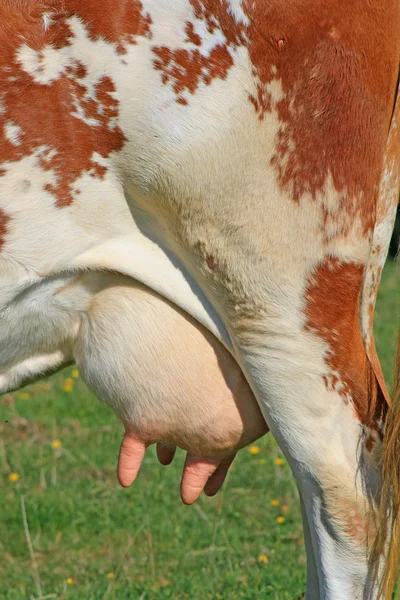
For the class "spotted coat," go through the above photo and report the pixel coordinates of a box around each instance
[1,2,399,598]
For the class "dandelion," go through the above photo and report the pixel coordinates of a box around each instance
[66,577,74,585]
[63,378,74,392]
[276,516,285,524]
[8,472,19,482]
[281,504,288,513]
[270,499,279,507]
[19,392,30,400]
[274,457,285,466]
[106,572,115,580]
[257,459,266,465]
[258,554,269,564]
[249,446,260,455]
[71,369,80,379]
[51,439,62,450]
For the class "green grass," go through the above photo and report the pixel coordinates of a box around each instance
[374,260,400,387]
[1,259,399,600]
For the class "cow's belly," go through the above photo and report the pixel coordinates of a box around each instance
[74,273,267,458]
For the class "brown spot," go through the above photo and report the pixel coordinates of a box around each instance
[153,1,245,102]
[153,43,234,100]
[243,0,400,234]
[185,22,202,46]
[305,257,386,428]
[0,5,130,208]
[248,85,272,120]
[116,42,128,55]
[66,0,152,45]
[75,62,88,79]
[91,163,107,179]
[39,73,123,207]
[0,209,10,251]
[206,254,216,269]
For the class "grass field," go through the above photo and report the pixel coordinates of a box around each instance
[1,260,400,600]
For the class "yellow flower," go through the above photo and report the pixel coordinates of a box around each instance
[281,504,288,513]
[258,554,269,564]
[249,446,260,455]
[270,499,279,507]
[63,378,74,392]
[66,577,74,585]
[257,459,266,465]
[274,457,285,466]
[51,439,62,450]
[106,572,115,580]
[19,392,30,400]
[276,516,285,524]
[8,472,19,482]
[71,369,80,379]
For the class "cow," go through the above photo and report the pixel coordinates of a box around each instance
[1,1,399,598]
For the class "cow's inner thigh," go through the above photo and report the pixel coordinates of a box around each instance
[73,274,268,458]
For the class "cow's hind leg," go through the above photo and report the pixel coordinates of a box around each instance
[225,274,384,600]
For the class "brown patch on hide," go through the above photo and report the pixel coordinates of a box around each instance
[243,0,400,235]
[0,2,131,208]
[152,0,400,236]
[67,0,152,46]
[206,254,216,269]
[185,22,202,46]
[152,43,235,99]
[152,0,245,101]
[0,209,10,251]
[305,257,386,428]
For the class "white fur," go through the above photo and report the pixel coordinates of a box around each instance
[4,121,22,146]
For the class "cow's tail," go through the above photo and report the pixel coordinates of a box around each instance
[378,327,400,598]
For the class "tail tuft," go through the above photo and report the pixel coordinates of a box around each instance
[378,329,400,599]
